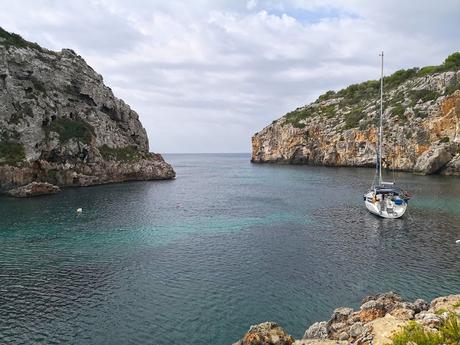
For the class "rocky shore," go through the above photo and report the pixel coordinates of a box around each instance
[252,54,460,175]
[0,27,175,196]
[233,292,460,345]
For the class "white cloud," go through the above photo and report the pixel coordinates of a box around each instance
[0,0,458,152]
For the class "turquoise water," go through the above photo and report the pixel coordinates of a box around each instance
[0,153,459,344]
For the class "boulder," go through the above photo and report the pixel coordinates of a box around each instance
[359,300,385,323]
[233,322,295,345]
[414,311,442,328]
[366,314,405,345]
[414,143,458,174]
[349,322,364,338]
[413,299,429,313]
[303,321,328,340]
[441,153,460,175]
[7,182,60,197]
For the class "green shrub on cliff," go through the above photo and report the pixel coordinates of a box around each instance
[99,145,141,162]
[442,52,460,70]
[50,118,94,144]
[445,77,460,96]
[343,107,365,129]
[284,107,315,128]
[0,140,25,166]
[385,68,418,89]
[410,89,440,104]
[388,313,460,345]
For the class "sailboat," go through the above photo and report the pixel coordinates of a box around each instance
[363,52,411,219]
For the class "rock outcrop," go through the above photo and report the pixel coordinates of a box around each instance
[233,322,295,345]
[0,27,175,195]
[233,292,460,345]
[252,53,460,175]
[7,181,60,197]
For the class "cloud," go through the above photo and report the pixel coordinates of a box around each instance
[0,0,458,152]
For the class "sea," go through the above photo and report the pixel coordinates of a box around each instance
[0,153,459,345]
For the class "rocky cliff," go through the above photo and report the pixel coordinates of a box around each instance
[0,27,175,194]
[252,53,460,175]
[233,292,460,345]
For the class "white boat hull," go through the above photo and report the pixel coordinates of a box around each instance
[364,191,407,219]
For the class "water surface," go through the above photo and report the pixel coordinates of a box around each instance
[0,154,459,344]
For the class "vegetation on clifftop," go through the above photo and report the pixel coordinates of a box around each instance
[283,52,460,129]
[0,26,43,51]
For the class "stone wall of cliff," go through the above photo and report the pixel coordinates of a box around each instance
[252,54,460,175]
[0,27,175,193]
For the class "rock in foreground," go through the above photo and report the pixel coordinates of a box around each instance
[233,292,460,345]
[0,27,175,194]
[233,322,294,345]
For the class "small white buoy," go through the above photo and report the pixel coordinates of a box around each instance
[76,208,83,213]
[456,239,460,244]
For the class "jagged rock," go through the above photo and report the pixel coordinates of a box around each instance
[389,307,415,320]
[349,322,364,337]
[294,341,339,345]
[331,308,354,323]
[233,322,294,345]
[441,153,460,175]
[413,299,429,313]
[235,293,460,345]
[366,314,405,345]
[0,27,174,193]
[429,294,460,313]
[303,321,328,340]
[7,181,59,197]
[414,143,459,174]
[252,59,460,176]
[338,332,349,341]
[414,311,442,328]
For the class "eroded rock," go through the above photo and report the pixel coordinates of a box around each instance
[233,322,295,345]
[7,181,59,197]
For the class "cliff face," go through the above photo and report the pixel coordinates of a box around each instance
[252,54,460,175]
[0,28,175,193]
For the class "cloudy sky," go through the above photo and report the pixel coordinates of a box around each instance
[0,0,459,152]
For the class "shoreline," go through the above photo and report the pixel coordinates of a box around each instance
[233,292,460,345]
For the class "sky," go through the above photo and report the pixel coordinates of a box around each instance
[0,0,459,153]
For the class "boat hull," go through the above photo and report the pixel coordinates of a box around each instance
[364,191,407,219]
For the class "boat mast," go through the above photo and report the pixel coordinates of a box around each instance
[378,51,384,185]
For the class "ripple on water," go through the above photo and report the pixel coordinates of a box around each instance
[0,154,459,345]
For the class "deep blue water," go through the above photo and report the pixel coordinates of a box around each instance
[0,153,459,345]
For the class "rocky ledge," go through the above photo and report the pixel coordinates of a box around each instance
[252,53,460,175]
[233,292,460,345]
[0,27,175,196]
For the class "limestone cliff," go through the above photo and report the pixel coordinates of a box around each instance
[0,27,175,193]
[252,53,460,175]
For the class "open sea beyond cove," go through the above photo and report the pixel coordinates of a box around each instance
[0,153,459,345]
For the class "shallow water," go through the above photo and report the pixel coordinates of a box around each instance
[0,153,459,344]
